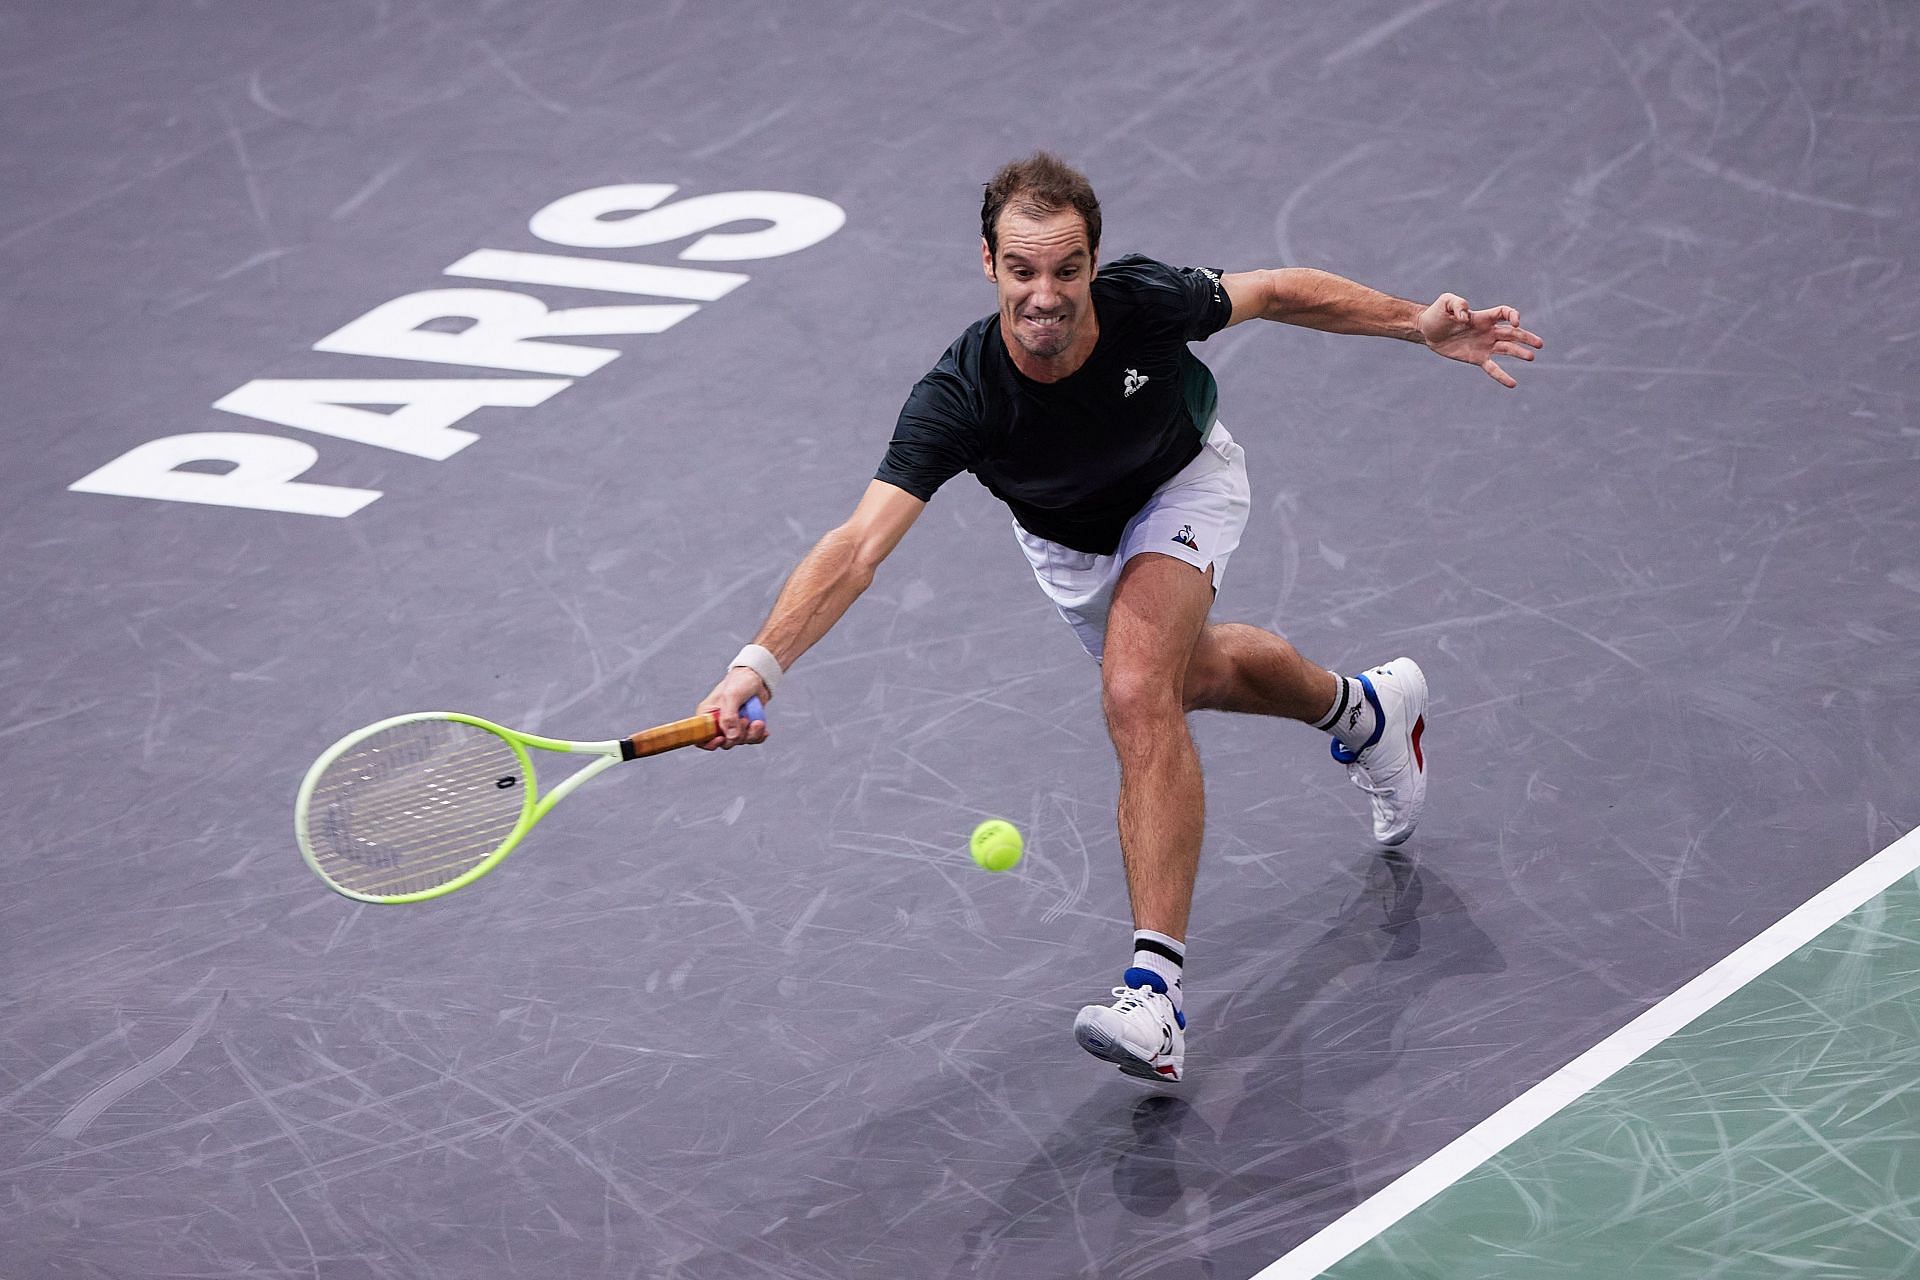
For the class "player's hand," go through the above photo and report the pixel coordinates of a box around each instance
[697,668,770,750]
[1418,294,1544,388]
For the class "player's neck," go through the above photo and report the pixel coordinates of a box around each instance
[1000,312,1100,383]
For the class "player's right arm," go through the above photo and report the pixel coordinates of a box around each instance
[700,478,926,747]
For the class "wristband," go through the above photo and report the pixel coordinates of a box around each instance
[729,643,782,699]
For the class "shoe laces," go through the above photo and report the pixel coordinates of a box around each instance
[1110,986,1162,1017]
[1346,762,1397,801]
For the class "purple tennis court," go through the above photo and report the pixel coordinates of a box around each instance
[4,3,1916,1277]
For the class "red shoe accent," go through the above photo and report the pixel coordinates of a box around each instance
[1410,716,1426,771]
[1155,1064,1178,1077]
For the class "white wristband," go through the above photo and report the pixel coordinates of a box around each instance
[729,643,782,698]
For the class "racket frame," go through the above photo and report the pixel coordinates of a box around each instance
[295,712,627,904]
[295,697,760,905]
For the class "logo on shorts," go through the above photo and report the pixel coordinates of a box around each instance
[1123,368,1149,398]
[1171,524,1198,551]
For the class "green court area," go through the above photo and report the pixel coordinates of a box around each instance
[1319,864,1920,1278]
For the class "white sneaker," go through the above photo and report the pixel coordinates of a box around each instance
[1074,984,1185,1082]
[1330,657,1428,846]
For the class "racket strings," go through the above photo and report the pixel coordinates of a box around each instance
[310,765,521,891]
[303,720,528,895]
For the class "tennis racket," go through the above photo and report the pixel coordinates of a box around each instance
[295,697,765,904]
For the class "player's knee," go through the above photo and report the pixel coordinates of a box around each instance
[1101,659,1183,732]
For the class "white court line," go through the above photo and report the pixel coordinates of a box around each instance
[1252,823,1920,1280]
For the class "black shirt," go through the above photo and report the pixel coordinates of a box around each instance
[876,254,1234,554]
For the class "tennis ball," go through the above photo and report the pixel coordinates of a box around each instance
[970,819,1023,872]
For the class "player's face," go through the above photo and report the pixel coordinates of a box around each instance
[983,208,1097,371]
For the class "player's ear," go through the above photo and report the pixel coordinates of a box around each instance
[981,236,995,281]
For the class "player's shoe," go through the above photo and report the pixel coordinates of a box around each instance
[1330,657,1428,846]
[1074,983,1185,1083]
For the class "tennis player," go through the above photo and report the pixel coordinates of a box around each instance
[699,152,1543,1083]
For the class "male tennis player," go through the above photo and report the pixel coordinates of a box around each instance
[699,152,1542,1083]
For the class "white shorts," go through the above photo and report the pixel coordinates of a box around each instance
[1014,424,1250,661]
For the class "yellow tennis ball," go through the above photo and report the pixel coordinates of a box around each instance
[970,819,1023,872]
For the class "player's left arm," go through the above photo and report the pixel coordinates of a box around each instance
[1220,268,1544,388]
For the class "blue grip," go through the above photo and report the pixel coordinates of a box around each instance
[743,695,766,722]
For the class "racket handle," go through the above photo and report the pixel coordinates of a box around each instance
[621,696,767,760]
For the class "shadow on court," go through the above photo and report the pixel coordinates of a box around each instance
[654,848,1502,1279]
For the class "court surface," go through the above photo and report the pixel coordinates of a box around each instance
[1266,826,1920,1278]
[3,3,1916,1278]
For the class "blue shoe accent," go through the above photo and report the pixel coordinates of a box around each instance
[1329,671,1389,763]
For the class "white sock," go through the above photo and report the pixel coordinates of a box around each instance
[1124,929,1185,1021]
[1314,673,1380,753]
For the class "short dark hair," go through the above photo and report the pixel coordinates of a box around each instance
[981,152,1101,259]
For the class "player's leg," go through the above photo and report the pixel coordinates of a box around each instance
[1101,550,1214,944]
[1074,548,1211,1083]
[1009,520,1202,1081]
[1181,622,1338,721]
[1184,623,1428,846]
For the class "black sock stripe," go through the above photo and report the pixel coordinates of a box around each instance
[1313,679,1349,732]
[1133,936,1185,966]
